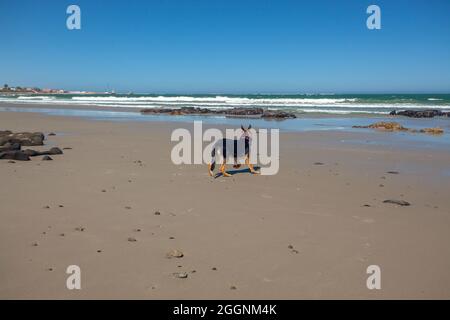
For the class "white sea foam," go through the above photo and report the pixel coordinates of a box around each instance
[70,96,358,105]
[17,96,56,101]
[1,95,449,115]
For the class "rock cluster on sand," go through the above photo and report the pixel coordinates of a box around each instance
[141,107,297,119]
[0,130,64,161]
[353,122,444,135]
[390,109,450,118]
[0,130,44,146]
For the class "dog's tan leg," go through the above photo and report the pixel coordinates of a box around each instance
[220,162,231,177]
[208,164,213,177]
[245,156,259,174]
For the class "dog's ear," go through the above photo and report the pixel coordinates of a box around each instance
[247,124,252,130]
[241,125,245,131]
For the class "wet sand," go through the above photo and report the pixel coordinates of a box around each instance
[1,110,450,299]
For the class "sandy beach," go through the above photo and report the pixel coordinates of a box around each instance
[1,108,450,299]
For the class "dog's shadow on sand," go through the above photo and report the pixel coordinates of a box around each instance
[214,166,261,179]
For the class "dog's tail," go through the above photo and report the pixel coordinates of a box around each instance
[208,147,216,175]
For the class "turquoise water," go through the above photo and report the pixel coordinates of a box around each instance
[1,93,450,115]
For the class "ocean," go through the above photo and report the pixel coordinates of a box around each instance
[1,93,449,115]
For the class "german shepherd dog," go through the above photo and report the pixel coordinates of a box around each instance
[208,125,259,177]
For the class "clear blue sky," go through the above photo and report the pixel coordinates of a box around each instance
[1,0,449,93]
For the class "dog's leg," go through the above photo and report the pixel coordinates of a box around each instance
[208,163,213,177]
[220,162,231,177]
[245,156,259,174]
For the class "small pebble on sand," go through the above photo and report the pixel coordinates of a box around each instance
[174,272,188,279]
[166,249,184,259]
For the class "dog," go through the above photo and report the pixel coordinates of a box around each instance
[208,125,259,177]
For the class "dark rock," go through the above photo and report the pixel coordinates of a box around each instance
[141,108,177,114]
[47,147,63,155]
[141,107,296,120]
[42,155,53,161]
[225,107,264,117]
[0,142,21,152]
[22,149,40,157]
[390,109,446,118]
[0,131,44,146]
[262,110,297,119]
[383,199,411,206]
[180,107,212,114]
[0,150,30,161]
[48,132,56,136]
[23,147,63,157]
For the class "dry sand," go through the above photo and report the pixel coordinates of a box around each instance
[1,110,450,299]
